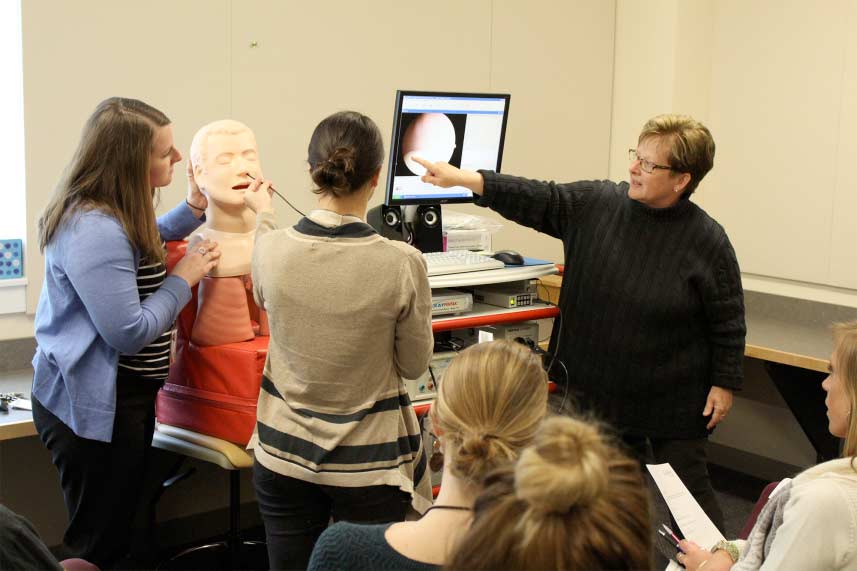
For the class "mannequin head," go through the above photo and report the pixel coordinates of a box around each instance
[190,120,261,226]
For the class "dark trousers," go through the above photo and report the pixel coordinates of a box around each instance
[622,435,725,533]
[253,461,411,571]
[32,375,161,570]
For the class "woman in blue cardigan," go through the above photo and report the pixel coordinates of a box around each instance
[31,97,220,568]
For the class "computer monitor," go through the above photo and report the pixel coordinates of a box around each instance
[385,90,511,205]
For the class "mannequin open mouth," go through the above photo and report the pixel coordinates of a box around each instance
[232,183,250,191]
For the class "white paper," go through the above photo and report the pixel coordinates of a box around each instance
[647,463,725,570]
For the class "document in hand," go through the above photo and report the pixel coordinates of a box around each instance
[646,463,726,571]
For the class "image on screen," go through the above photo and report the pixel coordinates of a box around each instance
[386,91,510,205]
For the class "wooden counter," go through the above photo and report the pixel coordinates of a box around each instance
[537,277,857,374]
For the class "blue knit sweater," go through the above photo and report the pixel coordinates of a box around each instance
[32,202,202,442]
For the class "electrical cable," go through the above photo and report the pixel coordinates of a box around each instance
[246,174,306,217]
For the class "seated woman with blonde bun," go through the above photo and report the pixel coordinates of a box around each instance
[446,415,652,571]
[679,319,857,571]
[307,340,549,571]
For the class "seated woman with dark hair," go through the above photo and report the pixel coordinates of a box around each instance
[307,340,549,571]
[446,415,653,571]
[679,320,857,571]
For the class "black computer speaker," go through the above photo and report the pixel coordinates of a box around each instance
[413,205,443,253]
[367,204,405,241]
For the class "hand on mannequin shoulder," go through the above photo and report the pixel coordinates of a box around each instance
[171,239,220,287]
[244,177,274,214]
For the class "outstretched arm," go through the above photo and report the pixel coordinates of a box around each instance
[412,157,485,195]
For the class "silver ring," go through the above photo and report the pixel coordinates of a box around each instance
[197,247,207,255]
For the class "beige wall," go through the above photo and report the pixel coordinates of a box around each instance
[2,0,615,341]
[609,0,856,472]
[3,0,616,541]
[8,0,855,343]
[611,0,857,306]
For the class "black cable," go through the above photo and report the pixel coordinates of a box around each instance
[555,358,571,415]
[546,298,563,374]
[246,174,306,217]
[538,291,570,414]
[272,188,306,218]
[403,221,415,245]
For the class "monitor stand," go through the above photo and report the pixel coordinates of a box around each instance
[412,204,443,253]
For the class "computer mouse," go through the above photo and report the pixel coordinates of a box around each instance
[491,250,525,265]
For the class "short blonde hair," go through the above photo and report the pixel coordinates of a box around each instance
[431,340,548,484]
[834,320,857,457]
[446,416,652,571]
[638,114,715,197]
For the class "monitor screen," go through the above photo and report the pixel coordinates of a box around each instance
[385,90,511,205]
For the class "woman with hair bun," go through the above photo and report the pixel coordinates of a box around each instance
[307,340,549,570]
[243,110,434,570]
[447,415,652,571]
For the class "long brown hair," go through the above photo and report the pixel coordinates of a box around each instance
[834,320,857,458]
[431,340,548,485]
[446,416,652,571]
[38,97,170,262]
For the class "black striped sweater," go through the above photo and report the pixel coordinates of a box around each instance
[117,246,172,380]
[249,210,434,512]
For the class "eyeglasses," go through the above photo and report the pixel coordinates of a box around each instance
[628,149,673,174]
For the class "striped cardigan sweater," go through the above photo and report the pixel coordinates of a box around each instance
[249,209,434,513]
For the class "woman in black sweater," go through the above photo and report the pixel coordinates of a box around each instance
[413,114,745,530]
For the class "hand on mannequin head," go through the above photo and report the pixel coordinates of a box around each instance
[190,119,262,233]
[185,160,207,214]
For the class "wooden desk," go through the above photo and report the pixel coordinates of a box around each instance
[535,276,857,463]
[536,277,854,373]
[0,368,36,441]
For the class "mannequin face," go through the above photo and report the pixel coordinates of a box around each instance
[149,124,182,188]
[194,128,261,208]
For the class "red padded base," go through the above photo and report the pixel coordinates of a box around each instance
[157,336,268,445]
[156,241,268,446]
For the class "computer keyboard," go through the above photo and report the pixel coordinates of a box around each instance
[422,251,506,276]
